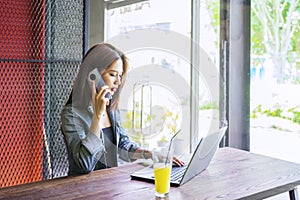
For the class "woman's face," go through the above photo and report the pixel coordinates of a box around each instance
[101,58,123,96]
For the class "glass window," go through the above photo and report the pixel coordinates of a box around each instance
[105,0,220,155]
[250,0,300,164]
[199,0,220,137]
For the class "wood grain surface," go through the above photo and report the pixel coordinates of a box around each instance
[1,147,300,200]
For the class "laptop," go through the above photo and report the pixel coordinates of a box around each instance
[130,126,227,186]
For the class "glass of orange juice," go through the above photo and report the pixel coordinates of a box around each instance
[152,146,173,198]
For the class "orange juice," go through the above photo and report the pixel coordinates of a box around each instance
[154,164,171,194]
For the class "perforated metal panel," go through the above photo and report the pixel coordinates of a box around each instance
[0,0,84,187]
[43,0,83,180]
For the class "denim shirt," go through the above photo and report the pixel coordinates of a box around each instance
[61,104,139,175]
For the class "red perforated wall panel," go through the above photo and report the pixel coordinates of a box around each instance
[0,0,46,187]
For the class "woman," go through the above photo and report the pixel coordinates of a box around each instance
[61,43,183,175]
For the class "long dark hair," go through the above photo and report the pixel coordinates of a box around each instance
[65,43,128,111]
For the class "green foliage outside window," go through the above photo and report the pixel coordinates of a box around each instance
[251,104,300,125]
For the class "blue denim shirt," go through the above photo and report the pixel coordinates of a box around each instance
[61,104,139,175]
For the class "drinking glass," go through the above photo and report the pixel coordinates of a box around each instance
[152,146,173,198]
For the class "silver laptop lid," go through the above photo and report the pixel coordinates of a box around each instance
[179,126,227,185]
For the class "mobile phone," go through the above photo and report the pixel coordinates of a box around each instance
[88,68,112,100]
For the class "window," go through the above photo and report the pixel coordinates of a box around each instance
[250,0,300,164]
[105,0,192,154]
[102,0,220,155]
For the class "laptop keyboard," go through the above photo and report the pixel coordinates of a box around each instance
[170,165,187,182]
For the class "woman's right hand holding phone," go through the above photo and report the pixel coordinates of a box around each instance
[90,81,110,137]
[91,81,110,121]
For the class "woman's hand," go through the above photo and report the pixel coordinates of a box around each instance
[172,156,185,167]
[135,148,185,167]
[91,81,110,120]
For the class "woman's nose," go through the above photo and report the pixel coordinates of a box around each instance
[115,76,121,85]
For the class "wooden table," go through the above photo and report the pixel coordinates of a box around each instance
[1,147,300,200]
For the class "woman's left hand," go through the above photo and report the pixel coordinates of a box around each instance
[172,156,185,167]
[136,149,184,166]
